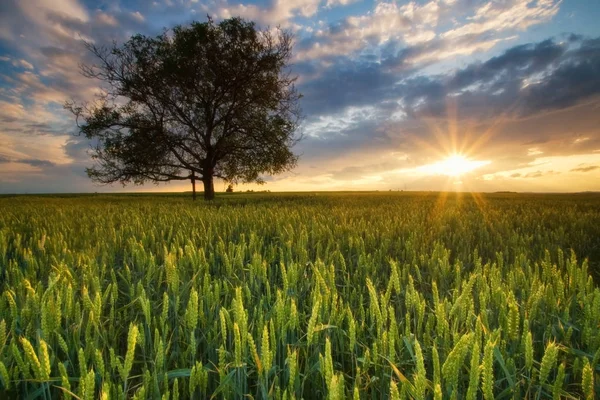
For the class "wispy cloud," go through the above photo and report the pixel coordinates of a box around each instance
[442,0,560,39]
[216,0,321,25]
[571,165,600,172]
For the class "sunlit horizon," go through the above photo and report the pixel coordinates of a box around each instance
[417,154,492,177]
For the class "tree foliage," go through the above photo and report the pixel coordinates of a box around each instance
[66,17,302,199]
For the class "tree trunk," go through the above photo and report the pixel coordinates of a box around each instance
[203,174,215,200]
[191,171,196,201]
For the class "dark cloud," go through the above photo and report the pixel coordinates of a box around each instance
[571,165,600,172]
[63,136,93,163]
[446,39,565,92]
[296,33,511,116]
[0,163,96,193]
[39,46,71,58]
[523,170,560,179]
[299,35,600,125]
[0,157,55,167]
[521,39,600,114]
[299,58,398,117]
[20,159,55,167]
[297,117,393,161]
[408,36,600,119]
[0,116,17,123]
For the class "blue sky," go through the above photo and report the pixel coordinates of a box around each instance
[1,0,600,193]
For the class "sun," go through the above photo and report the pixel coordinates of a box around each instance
[420,154,491,177]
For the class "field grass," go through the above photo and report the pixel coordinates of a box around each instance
[0,191,599,399]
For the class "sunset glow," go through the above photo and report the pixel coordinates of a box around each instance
[418,155,491,177]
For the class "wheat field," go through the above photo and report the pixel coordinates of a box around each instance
[0,192,599,399]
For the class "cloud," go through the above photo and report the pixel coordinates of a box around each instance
[96,12,118,26]
[522,170,560,178]
[63,136,93,163]
[0,0,89,45]
[295,0,559,63]
[401,36,600,120]
[299,58,398,117]
[441,0,560,40]
[295,1,444,61]
[446,39,565,92]
[130,11,145,22]
[0,156,56,168]
[528,148,543,156]
[298,34,600,125]
[520,38,600,114]
[571,165,600,172]
[15,59,34,70]
[0,57,34,70]
[216,0,321,25]
[20,159,56,168]
[325,0,358,8]
[291,3,566,127]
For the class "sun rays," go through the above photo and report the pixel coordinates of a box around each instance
[396,96,523,216]
[417,154,491,177]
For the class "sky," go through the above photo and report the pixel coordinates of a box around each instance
[1,0,600,193]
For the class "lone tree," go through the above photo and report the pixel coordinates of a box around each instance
[66,17,302,200]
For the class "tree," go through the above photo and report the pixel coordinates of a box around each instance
[66,17,302,200]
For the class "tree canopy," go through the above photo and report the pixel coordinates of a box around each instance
[66,17,302,200]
